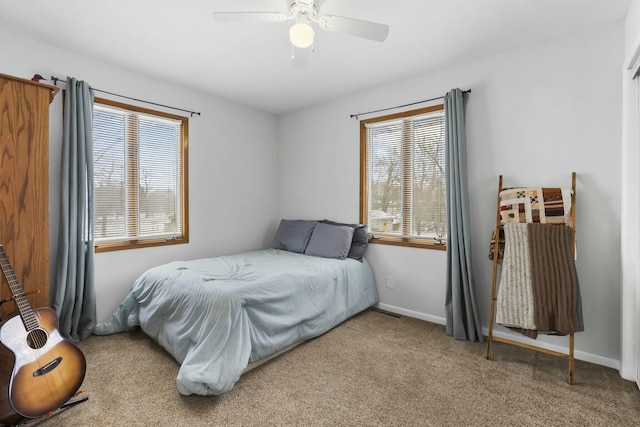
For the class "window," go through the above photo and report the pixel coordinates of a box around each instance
[93,98,188,252]
[360,104,446,249]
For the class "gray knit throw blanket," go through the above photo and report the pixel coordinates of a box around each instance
[496,223,584,338]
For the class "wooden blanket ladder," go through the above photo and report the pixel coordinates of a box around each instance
[486,172,577,384]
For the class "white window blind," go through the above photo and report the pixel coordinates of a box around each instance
[93,103,183,244]
[364,107,446,241]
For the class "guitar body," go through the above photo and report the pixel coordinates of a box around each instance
[0,307,86,422]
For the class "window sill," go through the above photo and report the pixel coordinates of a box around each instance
[368,236,446,251]
[95,236,188,253]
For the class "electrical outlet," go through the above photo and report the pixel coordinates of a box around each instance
[386,275,395,289]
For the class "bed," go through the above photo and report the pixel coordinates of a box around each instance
[94,220,378,396]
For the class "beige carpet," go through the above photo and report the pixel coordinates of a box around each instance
[35,309,640,426]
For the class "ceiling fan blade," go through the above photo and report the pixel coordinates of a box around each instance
[318,15,389,42]
[291,46,310,69]
[213,12,288,24]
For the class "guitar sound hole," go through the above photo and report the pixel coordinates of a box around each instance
[26,328,48,349]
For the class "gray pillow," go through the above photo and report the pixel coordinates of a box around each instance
[321,220,369,261]
[272,219,318,253]
[305,222,355,260]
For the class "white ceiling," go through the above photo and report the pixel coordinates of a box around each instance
[0,0,631,114]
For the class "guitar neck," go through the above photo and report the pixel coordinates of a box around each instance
[0,245,38,331]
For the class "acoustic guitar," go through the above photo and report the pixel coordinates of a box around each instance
[0,245,86,425]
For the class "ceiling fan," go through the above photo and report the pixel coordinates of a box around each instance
[213,0,389,66]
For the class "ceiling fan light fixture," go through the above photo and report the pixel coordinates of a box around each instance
[289,22,315,48]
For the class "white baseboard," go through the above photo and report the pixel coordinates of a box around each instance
[375,303,446,325]
[375,303,620,371]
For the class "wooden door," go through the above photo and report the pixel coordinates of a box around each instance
[0,73,58,319]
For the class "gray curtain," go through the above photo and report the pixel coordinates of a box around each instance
[52,77,96,342]
[444,88,483,342]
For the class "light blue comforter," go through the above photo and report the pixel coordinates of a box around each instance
[94,249,378,395]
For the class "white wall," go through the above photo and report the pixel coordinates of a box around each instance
[278,23,624,367]
[0,29,280,323]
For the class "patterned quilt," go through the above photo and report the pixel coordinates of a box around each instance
[489,187,573,261]
[499,187,573,225]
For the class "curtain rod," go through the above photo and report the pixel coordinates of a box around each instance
[349,89,471,120]
[49,75,201,117]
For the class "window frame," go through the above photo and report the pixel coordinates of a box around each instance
[359,104,446,250]
[93,97,189,253]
